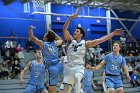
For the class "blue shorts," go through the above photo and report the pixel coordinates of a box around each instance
[84,86,94,93]
[47,62,64,86]
[24,83,46,93]
[105,75,123,89]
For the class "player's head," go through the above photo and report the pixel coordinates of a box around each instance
[85,61,92,69]
[43,30,55,42]
[113,41,122,52]
[73,27,85,39]
[35,49,43,58]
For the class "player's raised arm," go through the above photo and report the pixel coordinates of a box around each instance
[86,29,124,48]
[28,26,44,49]
[63,13,77,43]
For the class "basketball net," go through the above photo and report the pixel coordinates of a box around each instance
[32,0,46,12]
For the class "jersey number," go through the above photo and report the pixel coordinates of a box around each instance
[48,46,55,54]
[111,65,117,70]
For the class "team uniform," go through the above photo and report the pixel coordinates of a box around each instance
[42,41,64,86]
[83,69,94,93]
[63,39,86,93]
[24,60,46,93]
[103,53,126,90]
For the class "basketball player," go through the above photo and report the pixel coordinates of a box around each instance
[82,61,96,93]
[93,41,131,93]
[28,26,64,93]
[20,50,48,93]
[62,13,124,93]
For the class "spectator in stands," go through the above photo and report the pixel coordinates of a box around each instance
[3,51,13,69]
[13,52,21,63]
[135,44,140,56]
[100,51,106,61]
[82,61,96,93]
[127,43,134,56]
[5,38,13,49]
[127,63,133,76]
[17,44,24,59]
[11,60,21,79]
[95,45,103,58]
[20,49,48,93]
[29,26,64,93]
[120,35,126,45]
[93,41,130,93]
[9,43,18,58]
[131,56,136,67]
[26,38,35,52]
[86,47,96,65]
[1,44,9,57]
[0,60,10,79]
[130,69,140,87]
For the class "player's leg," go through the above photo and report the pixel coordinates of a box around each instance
[106,88,115,93]
[114,77,124,93]
[63,67,75,93]
[105,77,115,93]
[41,89,48,93]
[47,65,59,93]
[64,83,73,93]
[115,87,124,93]
[48,86,56,93]
[74,68,84,93]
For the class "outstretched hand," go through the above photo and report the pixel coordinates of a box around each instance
[20,79,25,86]
[29,26,35,29]
[70,13,78,19]
[113,29,124,35]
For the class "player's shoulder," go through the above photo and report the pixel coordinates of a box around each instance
[105,52,112,57]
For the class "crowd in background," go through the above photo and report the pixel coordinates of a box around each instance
[0,38,35,79]
[0,34,140,91]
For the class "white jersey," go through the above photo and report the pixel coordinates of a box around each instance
[66,39,86,67]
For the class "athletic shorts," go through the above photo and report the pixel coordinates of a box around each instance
[105,75,123,89]
[63,65,84,86]
[47,62,64,86]
[24,83,46,93]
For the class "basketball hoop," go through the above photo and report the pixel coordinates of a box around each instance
[32,0,46,12]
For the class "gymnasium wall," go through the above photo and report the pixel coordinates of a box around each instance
[111,10,140,42]
[1,1,139,50]
[0,0,46,48]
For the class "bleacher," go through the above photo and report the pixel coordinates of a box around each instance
[0,51,140,93]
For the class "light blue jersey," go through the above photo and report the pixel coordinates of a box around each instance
[42,41,59,65]
[103,53,126,89]
[83,69,94,93]
[103,53,126,76]
[28,60,45,86]
[25,60,46,93]
[42,41,64,86]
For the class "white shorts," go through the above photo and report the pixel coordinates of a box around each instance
[63,66,84,86]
